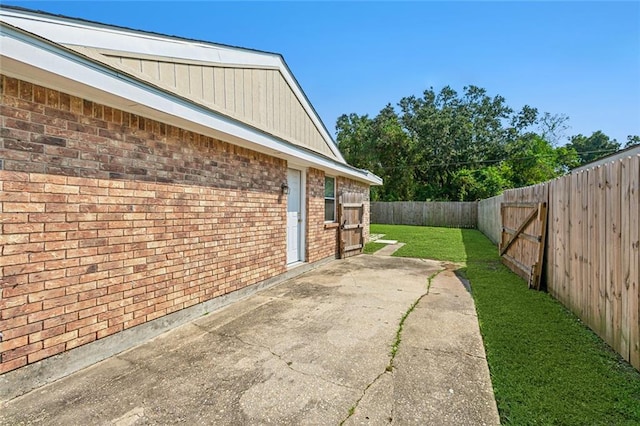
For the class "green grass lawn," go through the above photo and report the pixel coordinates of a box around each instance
[370,224,640,425]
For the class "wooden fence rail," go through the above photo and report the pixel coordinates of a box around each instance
[371,201,477,228]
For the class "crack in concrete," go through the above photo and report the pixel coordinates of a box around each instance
[338,369,391,426]
[228,334,358,392]
[463,351,487,360]
[426,268,445,295]
[194,266,454,425]
[340,268,445,425]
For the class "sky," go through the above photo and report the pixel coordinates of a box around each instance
[5,1,640,145]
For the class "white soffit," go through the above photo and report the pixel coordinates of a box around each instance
[0,8,346,163]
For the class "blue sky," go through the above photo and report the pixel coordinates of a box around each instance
[6,1,640,145]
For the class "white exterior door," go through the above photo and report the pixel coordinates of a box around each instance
[286,169,302,264]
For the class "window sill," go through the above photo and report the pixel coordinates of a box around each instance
[324,222,339,229]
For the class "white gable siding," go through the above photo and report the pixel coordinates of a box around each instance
[96,52,336,159]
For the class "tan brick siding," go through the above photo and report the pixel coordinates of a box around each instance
[0,170,287,373]
[306,168,338,262]
[0,76,369,375]
[0,76,294,374]
[0,75,280,188]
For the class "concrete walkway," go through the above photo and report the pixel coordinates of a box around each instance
[0,255,499,425]
[372,242,405,257]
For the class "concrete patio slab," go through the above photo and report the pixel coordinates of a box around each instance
[0,255,499,425]
[392,268,500,425]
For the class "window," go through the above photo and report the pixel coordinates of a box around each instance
[324,176,336,222]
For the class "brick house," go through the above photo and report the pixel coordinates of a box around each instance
[0,6,380,397]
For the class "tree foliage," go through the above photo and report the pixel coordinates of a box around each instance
[337,85,589,201]
[538,112,570,146]
[625,135,640,149]
[566,131,621,165]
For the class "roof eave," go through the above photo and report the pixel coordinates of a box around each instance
[0,6,346,163]
[0,22,380,186]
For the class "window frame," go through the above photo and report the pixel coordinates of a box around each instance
[324,176,336,223]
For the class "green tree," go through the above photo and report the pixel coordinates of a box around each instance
[396,85,533,200]
[625,135,640,148]
[566,131,620,165]
[452,165,512,201]
[505,134,579,187]
[336,113,374,170]
[336,85,587,201]
[368,105,416,201]
[336,106,415,201]
[538,112,570,145]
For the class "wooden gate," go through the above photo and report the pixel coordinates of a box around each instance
[500,202,549,290]
[338,192,365,258]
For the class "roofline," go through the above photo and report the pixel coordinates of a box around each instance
[0,4,345,162]
[0,21,382,186]
[0,4,278,56]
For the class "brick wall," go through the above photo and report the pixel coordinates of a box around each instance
[0,76,370,375]
[0,75,281,188]
[0,170,288,374]
[306,168,338,263]
[0,76,294,374]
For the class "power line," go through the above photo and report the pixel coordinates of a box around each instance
[362,148,620,171]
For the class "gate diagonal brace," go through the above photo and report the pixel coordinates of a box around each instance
[499,205,539,256]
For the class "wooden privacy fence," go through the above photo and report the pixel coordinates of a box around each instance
[546,155,639,370]
[371,201,477,228]
[478,195,502,245]
[477,154,639,370]
[369,153,639,370]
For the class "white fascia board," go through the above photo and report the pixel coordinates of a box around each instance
[0,24,380,186]
[0,10,278,67]
[0,8,346,163]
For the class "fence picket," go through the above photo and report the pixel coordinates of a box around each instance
[621,159,631,360]
[598,165,608,338]
[569,173,578,314]
[478,195,503,244]
[629,155,640,368]
[564,177,572,308]
[605,162,615,347]
[612,161,622,353]
[587,168,598,331]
